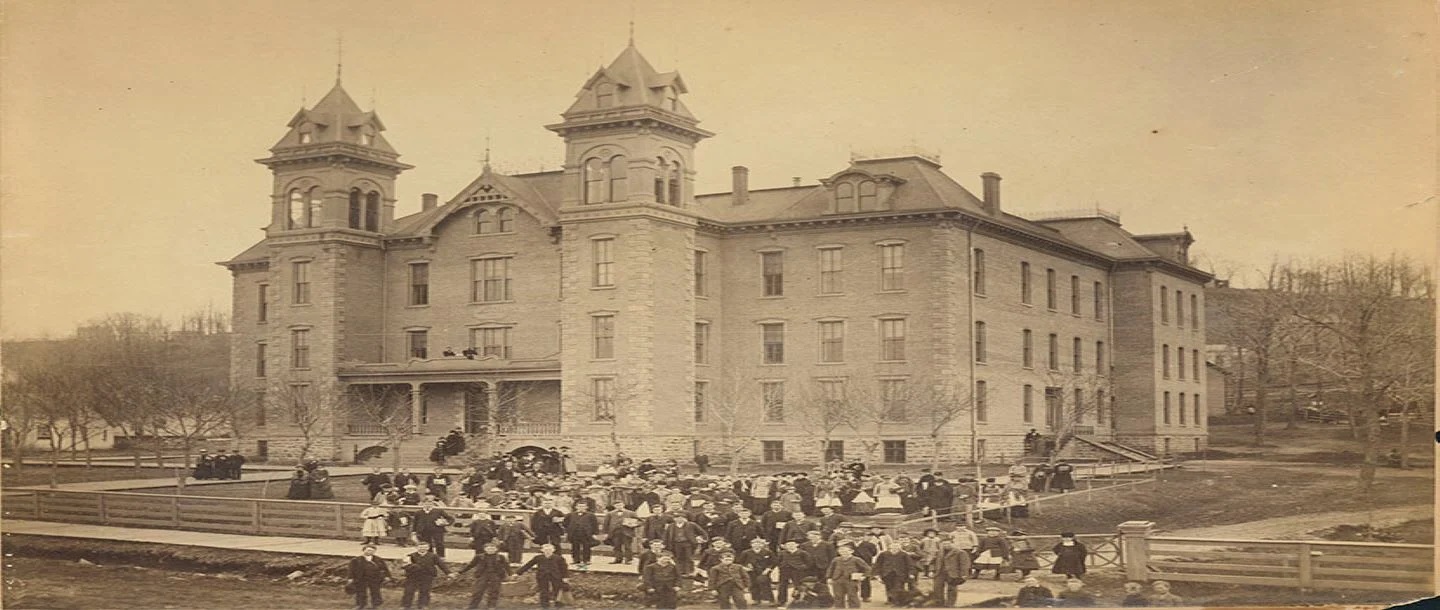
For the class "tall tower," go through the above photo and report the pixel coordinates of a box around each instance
[547,43,713,458]
[248,79,412,460]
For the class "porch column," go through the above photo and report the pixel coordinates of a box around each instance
[409,383,424,435]
[485,382,499,434]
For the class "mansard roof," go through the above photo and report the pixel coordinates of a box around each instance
[269,81,398,154]
[562,43,696,120]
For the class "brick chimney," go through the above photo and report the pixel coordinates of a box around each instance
[792,177,802,187]
[981,172,1001,215]
[732,166,749,206]
[422,193,438,211]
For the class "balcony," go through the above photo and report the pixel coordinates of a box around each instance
[495,422,561,436]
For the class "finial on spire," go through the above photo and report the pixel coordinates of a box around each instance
[483,134,492,170]
[628,0,636,46]
[336,32,344,84]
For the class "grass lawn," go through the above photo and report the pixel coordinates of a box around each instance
[1,463,182,488]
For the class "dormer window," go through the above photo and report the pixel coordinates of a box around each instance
[664,87,678,111]
[836,183,856,213]
[596,83,616,108]
[297,123,314,144]
[496,207,514,232]
[299,132,313,144]
[474,206,516,234]
[858,180,877,210]
[360,128,374,147]
[475,209,493,234]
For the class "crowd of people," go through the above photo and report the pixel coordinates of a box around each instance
[340,449,1186,609]
[189,449,246,480]
[286,459,336,500]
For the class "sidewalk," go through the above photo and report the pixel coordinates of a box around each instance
[2,518,1020,606]
[6,465,378,493]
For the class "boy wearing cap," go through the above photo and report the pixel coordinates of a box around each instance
[707,552,750,609]
[826,544,871,609]
[643,551,682,609]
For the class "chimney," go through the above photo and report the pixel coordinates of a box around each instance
[981,172,1001,215]
[792,177,802,187]
[422,193,439,211]
[731,166,749,206]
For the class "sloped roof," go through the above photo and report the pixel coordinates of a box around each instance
[270,81,398,154]
[564,44,695,119]
[388,168,565,239]
[1032,217,1158,260]
[220,239,270,267]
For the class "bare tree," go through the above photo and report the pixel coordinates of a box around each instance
[792,379,864,467]
[572,377,643,459]
[697,373,764,475]
[267,378,338,463]
[1212,263,1304,446]
[1286,254,1434,492]
[889,378,973,471]
[1040,370,1108,458]
[344,384,415,470]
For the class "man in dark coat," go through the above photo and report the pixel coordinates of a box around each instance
[348,544,391,610]
[564,503,600,568]
[399,541,451,610]
[225,449,246,479]
[456,541,511,610]
[662,513,708,578]
[793,474,816,515]
[516,543,569,610]
[759,501,792,551]
[725,507,765,550]
[774,539,816,608]
[362,467,392,500]
[929,479,955,519]
[411,502,454,558]
[736,537,777,606]
[932,540,972,608]
[603,501,638,564]
[468,514,497,551]
[530,499,567,550]
[707,552,749,609]
[642,551,682,609]
[193,451,214,480]
[873,541,915,605]
[392,468,419,490]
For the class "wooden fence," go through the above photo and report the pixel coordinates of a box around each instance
[4,489,533,549]
[1120,521,1434,593]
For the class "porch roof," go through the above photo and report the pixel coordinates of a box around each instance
[337,356,561,384]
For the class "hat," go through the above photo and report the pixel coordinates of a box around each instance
[985,526,1003,533]
[1060,532,1076,538]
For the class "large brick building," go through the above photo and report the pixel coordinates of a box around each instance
[222,43,1210,465]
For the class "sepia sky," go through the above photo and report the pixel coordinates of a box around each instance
[2,0,1434,339]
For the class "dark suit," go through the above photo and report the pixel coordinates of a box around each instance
[530,508,566,549]
[412,509,453,557]
[564,510,599,564]
[348,555,391,609]
[517,553,568,609]
[457,552,511,610]
[400,551,449,609]
[662,521,708,576]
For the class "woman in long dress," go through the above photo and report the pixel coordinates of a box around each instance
[872,477,903,513]
[285,465,310,500]
[359,499,390,545]
[1051,532,1088,579]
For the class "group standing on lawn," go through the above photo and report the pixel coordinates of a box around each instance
[336,449,1185,609]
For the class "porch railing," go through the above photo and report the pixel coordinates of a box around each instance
[495,422,561,436]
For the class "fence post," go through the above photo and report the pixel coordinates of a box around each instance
[172,496,181,527]
[33,491,42,518]
[1297,543,1313,590]
[251,500,262,531]
[98,494,108,525]
[1118,521,1154,582]
[333,504,345,536]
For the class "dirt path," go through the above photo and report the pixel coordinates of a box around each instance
[1162,504,1432,540]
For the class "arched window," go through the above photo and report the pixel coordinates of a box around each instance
[496,207,514,232]
[596,83,616,108]
[836,183,856,213]
[608,156,628,202]
[858,180,878,210]
[654,158,668,204]
[348,189,362,229]
[364,191,380,231]
[584,158,606,204]
[475,209,492,234]
[667,160,682,205]
[306,187,322,228]
[287,189,305,229]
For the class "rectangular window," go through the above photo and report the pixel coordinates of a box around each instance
[1176,290,1185,329]
[976,438,987,462]
[292,262,311,305]
[289,383,310,424]
[1020,262,1032,304]
[694,381,707,422]
[255,344,267,378]
[1179,393,1188,425]
[1073,337,1083,373]
[694,250,708,297]
[824,440,845,463]
[695,322,710,364]
[592,238,614,287]
[1096,389,1106,424]
[257,284,269,322]
[974,321,987,363]
[762,440,785,463]
[975,380,988,422]
[1194,397,1202,426]
[1193,349,1201,381]
[819,247,843,294]
[880,318,906,361]
[1191,294,1200,330]
[290,329,310,369]
[819,321,844,363]
[880,244,904,291]
[762,382,785,422]
[1096,341,1106,374]
[254,390,266,427]
[1022,384,1034,423]
[592,377,614,421]
[471,327,511,359]
[1177,347,1186,380]
[409,263,429,306]
[1045,387,1062,429]
[882,440,907,464]
[1074,389,1084,423]
[1070,275,1081,314]
[881,379,907,422]
[473,257,512,302]
[761,251,784,296]
[819,379,847,411]
[1022,329,1034,368]
[407,330,429,359]
[972,248,986,295]
[592,315,615,359]
[1094,281,1104,320]
[1047,333,1059,371]
[1160,285,1169,323]
[1162,344,1171,379]
[1046,268,1057,310]
[1163,392,1172,424]
[761,323,785,364]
